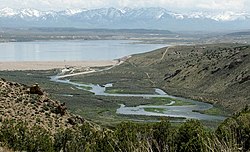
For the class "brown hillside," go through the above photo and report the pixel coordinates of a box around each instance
[129,44,250,112]
[0,78,84,134]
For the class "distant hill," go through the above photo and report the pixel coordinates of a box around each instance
[0,7,250,31]
[0,27,175,42]
[19,27,173,35]
[28,28,173,34]
[227,31,250,36]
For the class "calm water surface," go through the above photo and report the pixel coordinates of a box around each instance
[0,40,166,61]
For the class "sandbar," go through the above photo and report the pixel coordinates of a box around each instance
[0,60,117,71]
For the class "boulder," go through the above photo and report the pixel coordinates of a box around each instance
[30,83,44,95]
[164,69,182,80]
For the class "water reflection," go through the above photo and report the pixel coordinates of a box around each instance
[0,40,166,61]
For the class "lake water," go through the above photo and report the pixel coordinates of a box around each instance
[0,40,166,61]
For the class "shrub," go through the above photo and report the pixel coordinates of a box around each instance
[0,120,54,152]
[174,120,206,152]
[216,107,250,151]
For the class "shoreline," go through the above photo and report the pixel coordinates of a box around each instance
[0,60,118,71]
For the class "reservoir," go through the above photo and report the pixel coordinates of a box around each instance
[0,40,166,61]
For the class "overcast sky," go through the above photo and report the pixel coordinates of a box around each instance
[0,0,249,13]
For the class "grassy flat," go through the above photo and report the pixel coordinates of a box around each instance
[171,99,194,106]
[105,87,156,94]
[147,97,194,106]
[147,97,172,105]
[144,107,166,113]
[193,107,230,116]
[78,85,92,90]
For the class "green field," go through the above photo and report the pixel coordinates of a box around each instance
[105,87,156,94]
[146,97,194,106]
[193,106,230,116]
[144,107,166,113]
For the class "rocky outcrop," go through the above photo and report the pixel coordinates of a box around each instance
[29,83,44,95]
[239,75,250,84]
[211,67,221,74]
[55,102,67,116]
[164,69,182,80]
[225,59,243,69]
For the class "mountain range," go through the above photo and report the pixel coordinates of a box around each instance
[0,7,250,31]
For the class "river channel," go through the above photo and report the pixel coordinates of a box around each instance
[51,75,226,121]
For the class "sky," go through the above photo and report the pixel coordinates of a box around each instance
[0,0,249,13]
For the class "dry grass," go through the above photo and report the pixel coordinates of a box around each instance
[0,147,13,152]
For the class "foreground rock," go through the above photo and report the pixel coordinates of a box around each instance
[0,78,84,134]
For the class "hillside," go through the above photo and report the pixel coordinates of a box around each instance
[147,44,250,112]
[0,78,84,134]
[149,44,249,112]
[75,43,250,112]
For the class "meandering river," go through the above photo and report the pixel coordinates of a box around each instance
[51,75,226,121]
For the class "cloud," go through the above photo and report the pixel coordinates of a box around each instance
[112,0,248,12]
[0,0,249,12]
[196,0,245,11]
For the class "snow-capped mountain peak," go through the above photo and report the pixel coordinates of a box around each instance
[182,11,250,21]
[0,7,249,31]
[0,7,18,17]
[169,12,185,19]
[19,8,41,18]
[210,11,249,21]
[63,8,87,16]
[0,7,249,21]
